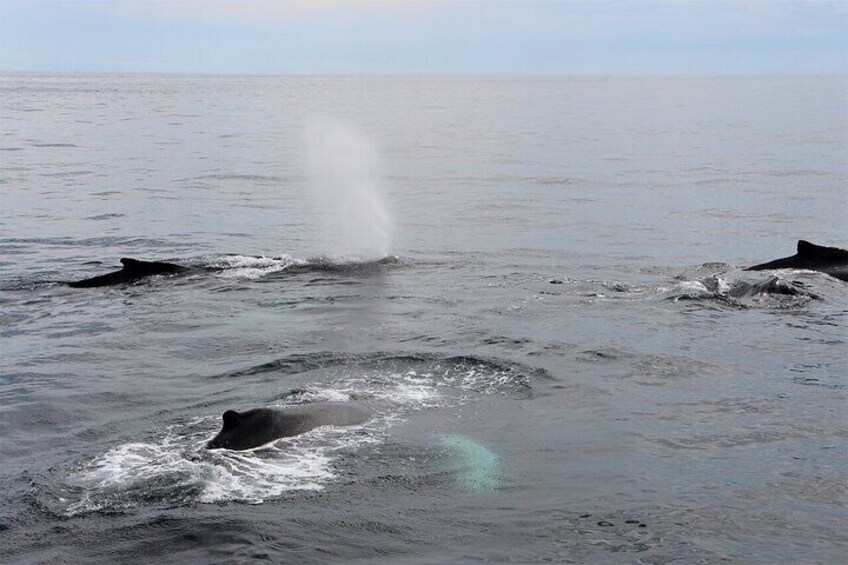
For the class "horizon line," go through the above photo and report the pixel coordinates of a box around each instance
[2,69,846,79]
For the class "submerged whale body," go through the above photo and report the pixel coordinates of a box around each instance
[206,403,372,451]
[727,276,812,299]
[746,240,848,282]
[68,258,187,288]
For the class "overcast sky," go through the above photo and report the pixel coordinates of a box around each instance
[1,1,845,74]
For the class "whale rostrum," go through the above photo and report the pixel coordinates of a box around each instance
[206,403,372,451]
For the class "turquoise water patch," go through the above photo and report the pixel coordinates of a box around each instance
[438,434,500,492]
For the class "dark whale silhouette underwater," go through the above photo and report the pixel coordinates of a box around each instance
[725,276,811,298]
[206,403,372,451]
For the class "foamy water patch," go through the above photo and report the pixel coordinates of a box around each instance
[199,443,334,504]
[283,358,529,415]
[47,417,377,515]
[658,280,711,299]
[282,374,442,412]
[208,254,305,280]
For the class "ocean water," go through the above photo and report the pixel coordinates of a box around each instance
[1,74,846,564]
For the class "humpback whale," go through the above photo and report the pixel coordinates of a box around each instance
[206,403,372,451]
[746,240,847,282]
[68,258,187,288]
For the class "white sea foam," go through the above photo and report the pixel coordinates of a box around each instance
[58,419,374,514]
[207,254,304,279]
[655,280,712,301]
[198,444,334,504]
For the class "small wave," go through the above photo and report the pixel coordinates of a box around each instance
[0,279,67,292]
[0,236,173,248]
[223,352,541,396]
[534,176,595,187]
[40,170,94,178]
[84,213,126,221]
[193,174,286,183]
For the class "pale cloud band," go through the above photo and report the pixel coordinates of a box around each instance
[1,0,845,74]
[59,0,436,21]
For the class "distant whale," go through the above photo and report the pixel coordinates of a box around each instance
[68,258,188,288]
[746,240,847,282]
[65,255,400,289]
[206,403,372,451]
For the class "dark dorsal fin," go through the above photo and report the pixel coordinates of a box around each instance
[119,257,184,274]
[120,258,142,270]
[797,240,848,261]
[222,410,242,431]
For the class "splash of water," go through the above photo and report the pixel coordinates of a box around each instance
[305,118,392,259]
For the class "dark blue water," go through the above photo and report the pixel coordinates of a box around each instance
[1,74,846,563]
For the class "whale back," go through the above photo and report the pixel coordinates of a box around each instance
[796,240,848,262]
[746,240,848,278]
[68,257,186,288]
[120,257,184,275]
[206,403,372,451]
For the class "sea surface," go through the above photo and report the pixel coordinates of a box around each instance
[1,74,846,564]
